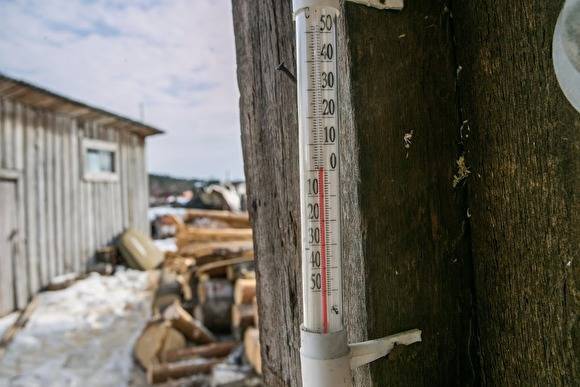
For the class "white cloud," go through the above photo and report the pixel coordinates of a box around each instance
[0,0,244,180]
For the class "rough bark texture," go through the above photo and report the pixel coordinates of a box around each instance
[232,1,371,386]
[344,1,477,385]
[232,2,302,385]
[452,1,579,385]
[336,6,373,386]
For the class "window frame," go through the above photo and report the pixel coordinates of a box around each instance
[81,138,119,182]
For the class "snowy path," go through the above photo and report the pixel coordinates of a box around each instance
[0,269,154,387]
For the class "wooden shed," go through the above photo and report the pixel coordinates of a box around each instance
[0,74,163,316]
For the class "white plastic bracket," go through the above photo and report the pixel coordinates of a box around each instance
[300,328,421,387]
[350,329,422,369]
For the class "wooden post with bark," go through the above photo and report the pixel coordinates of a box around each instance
[232,0,578,386]
[453,2,578,385]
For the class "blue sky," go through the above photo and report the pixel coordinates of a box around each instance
[0,0,244,180]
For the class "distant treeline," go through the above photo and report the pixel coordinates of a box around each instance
[149,174,220,198]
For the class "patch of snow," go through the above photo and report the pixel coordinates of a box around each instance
[148,207,186,222]
[0,312,19,339]
[154,238,177,253]
[0,268,154,387]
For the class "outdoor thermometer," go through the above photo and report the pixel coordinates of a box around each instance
[292,1,421,386]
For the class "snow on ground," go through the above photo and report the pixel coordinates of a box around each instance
[0,269,154,387]
[148,207,186,222]
[0,313,18,340]
[153,238,177,253]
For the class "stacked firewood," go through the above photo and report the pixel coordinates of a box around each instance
[134,209,261,385]
[235,278,260,374]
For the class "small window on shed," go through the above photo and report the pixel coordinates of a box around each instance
[82,139,119,182]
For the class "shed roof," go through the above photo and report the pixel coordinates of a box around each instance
[0,74,164,137]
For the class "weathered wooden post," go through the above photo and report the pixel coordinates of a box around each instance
[232,0,578,385]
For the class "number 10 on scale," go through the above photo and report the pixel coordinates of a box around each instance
[296,6,343,335]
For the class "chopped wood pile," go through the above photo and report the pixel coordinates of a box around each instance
[133,209,261,385]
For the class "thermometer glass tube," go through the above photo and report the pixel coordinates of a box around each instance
[296,5,343,334]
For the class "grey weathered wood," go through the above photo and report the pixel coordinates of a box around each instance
[37,112,49,286]
[120,133,129,228]
[127,134,136,227]
[0,88,152,314]
[85,174,94,265]
[452,1,579,384]
[137,137,148,234]
[335,8,370,387]
[3,100,13,170]
[24,106,39,294]
[54,115,64,276]
[12,104,28,308]
[46,113,56,281]
[0,179,17,316]
[78,124,88,267]
[14,103,24,170]
[62,117,72,272]
[70,120,81,272]
[112,129,123,239]
[233,1,302,385]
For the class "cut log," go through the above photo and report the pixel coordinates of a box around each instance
[163,341,238,363]
[194,257,231,278]
[153,294,181,315]
[177,240,253,260]
[153,214,184,238]
[152,268,182,314]
[233,278,256,305]
[161,328,186,358]
[231,304,255,341]
[231,304,254,330]
[163,301,216,344]
[176,228,252,249]
[194,301,232,333]
[252,297,259,328]
[163,256,195,275]
[0,296,37,359]
[145,270,161,291]
[134,320,186,370]
[195,255,253,278]
[197,276,233,304]
[243,328,261,375]
[176,273,193,301]
[184,209,250,228]
[226,264,255,281]
[147,358,223,384]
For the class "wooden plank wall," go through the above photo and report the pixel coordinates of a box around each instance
[0,97,149,314]
[0,179,18,316]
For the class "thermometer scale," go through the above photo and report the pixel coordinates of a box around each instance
[296,1,342,335]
